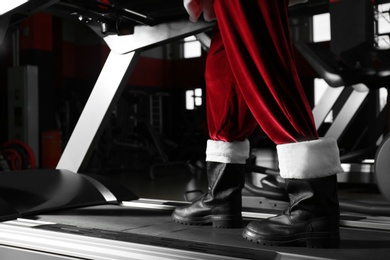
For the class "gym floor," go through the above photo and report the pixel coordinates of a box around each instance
[101,147,389,214]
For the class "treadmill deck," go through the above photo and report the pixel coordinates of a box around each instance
[13,202,390,260]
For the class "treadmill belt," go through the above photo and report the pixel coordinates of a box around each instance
[32,204,390,260]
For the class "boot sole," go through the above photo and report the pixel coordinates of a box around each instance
[172,213,242,228]
[242,228,340,248]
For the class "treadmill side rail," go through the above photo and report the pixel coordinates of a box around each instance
[0,219,247,260]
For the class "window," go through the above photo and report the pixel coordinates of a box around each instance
[312,13,331,42]
[376,3,390,48]
[186,88,203,110]
[183,36,202,59]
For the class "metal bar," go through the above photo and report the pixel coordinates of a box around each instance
[102,21,214,54]
[0,220,244,260]
[325,89,369,139]
[312,86,344,130]
[56,50,141,173]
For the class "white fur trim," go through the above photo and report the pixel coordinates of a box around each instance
[206,139,250,164]
[277,138,343,179]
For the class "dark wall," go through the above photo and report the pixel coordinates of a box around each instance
[0,27,13,144]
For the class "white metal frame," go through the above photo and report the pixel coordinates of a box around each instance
[56,21,214,173]
[0,218,242,260]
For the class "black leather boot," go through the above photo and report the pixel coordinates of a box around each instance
[172,162,245,228]
[242,174,340,248]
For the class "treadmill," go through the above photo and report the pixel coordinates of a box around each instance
[1,1,390,259]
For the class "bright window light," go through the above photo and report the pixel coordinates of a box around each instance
[377,3,390,48]
[378,4,390,34]
[313,13,331,42]
[183,36,202,59]
[186,88,203,110]
[186,90,195,110]
[377,35,390,48]
[194,88,202,106]
[0,0,29,15]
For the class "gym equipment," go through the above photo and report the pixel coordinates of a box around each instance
[1,0,390,259]
[91,90,197,179]
[294,0,390,195]
[244,0,390,216]
[0,154,10,171]
[7,66,39,166]
[1,140,36,170]
[374,133,390,209]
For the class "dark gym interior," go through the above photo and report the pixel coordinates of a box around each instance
[0,0,390,259]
